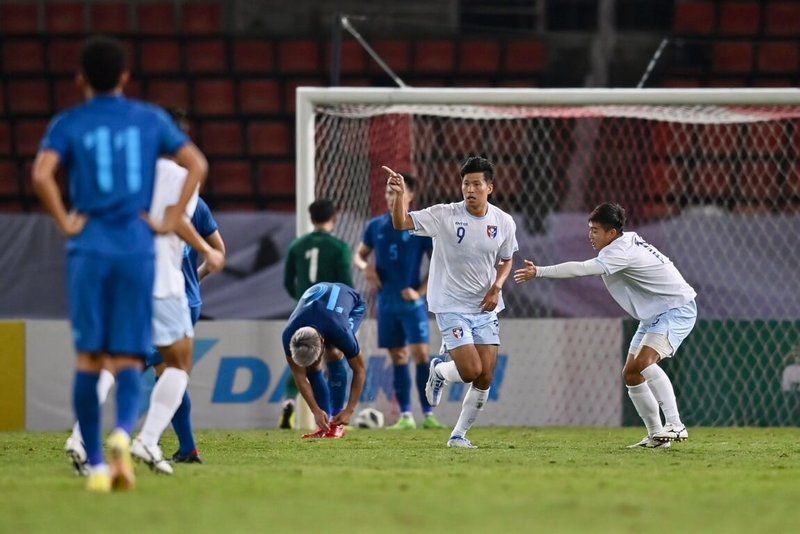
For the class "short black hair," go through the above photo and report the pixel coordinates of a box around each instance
[309,199,336,224]
[80,36,126,93]
[400,173,417,192]
[589,202,626,232]
[459,156,494,184]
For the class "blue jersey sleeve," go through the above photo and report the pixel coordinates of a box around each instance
[192,197,218,238]
[154,107,190,156]
[40,113,71,161]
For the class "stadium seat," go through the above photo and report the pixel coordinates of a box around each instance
[650,122,686,157]
[8,81,51,115]
[55,80,83,111]
[765,2,800,36]
[146,80,190,109]
[443,122,485,157]
[283,78,325,113]
[200,122,243,156]
[0,123,11,156]
[14,121,49,157]
[324,40,367,74]
[193,80,235,116]
[504,40,546,73]
[3,41,45,73]
[673,1,715,35]
[258,162,295,196]
[501,78,541,88]
[737,161,782,203]
[186,40,228,74]
[0,83,5,115]
[757,42,799,73]
[698,124,741,155]
[712,41,753,74]
[45,3,85,33]
[209,161,253,195]
[47,40,83,74]
[453,78,494,88]
[718,2,761,36]
[278,40,321,73]
[459,41,501,74]
[239,80,281,114]
[182,2,222,35]
[745,121,789,155]
[232,40,275,73]
[139,41,182,73]
[137,3,176,35]
[370,40,411,73]
[691,163,733,199]
[414,40,456,73]
[644,163,682,201]
[247,122,291,156]
[0,3,38,33]
[125,79,143,100]
[0,161,19,195]
[91,3,131,33]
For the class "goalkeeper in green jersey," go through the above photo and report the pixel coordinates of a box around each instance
[280,199,354,428]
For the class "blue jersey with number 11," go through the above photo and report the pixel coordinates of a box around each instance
[282,283,366,359]
[40,95,188,255]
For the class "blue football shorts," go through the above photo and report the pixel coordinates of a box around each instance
[628,300,697,359]
[67,250,154,357]
[436,311,500,351]
[377,305,430,349]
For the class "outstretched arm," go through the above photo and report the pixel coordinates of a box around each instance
[514,259,604,283]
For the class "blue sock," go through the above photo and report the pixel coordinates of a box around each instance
[172,390,197,455]
[74,371,104,466]
[417,362,433,414]
[115,368,142,435]
[307,368,331,417]
[394,363,412,413]
[327,359,348,417]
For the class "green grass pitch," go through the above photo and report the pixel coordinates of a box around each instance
[1,427,799,533]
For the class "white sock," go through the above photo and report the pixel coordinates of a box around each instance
[72,369,116,442]
[627,382,663,436]
[436,360,465,383]
[400,411,413,418]
[138,368,189,446]
[641,364,683,426]
[451,386,489,438]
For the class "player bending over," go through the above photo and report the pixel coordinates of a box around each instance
[514,202,696,449]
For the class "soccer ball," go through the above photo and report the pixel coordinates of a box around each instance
[354,407,384,429]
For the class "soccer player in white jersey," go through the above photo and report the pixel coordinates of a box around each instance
[130,157,225,472]
[385,156,518,449]
[514,202,697,448]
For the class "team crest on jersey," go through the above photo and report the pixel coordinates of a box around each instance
[452,327,464,339]
[486,225,498,239]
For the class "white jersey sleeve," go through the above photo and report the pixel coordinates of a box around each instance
[409,204,449,237]
[499,216,519,260]
[596,243,630,275]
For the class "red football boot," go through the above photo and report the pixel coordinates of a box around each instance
[323,424,346,439]
[302,428,328,439]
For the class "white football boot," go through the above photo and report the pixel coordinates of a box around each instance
[64,434,89,476]
[627,435,672,449]
[447,435,478,449]
[131,437,174,475]
[652,422,688,442]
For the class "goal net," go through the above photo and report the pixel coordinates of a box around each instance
[298,88,800,427]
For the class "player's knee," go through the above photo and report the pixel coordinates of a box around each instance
[457,362,482,383]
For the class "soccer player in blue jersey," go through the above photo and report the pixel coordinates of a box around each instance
[282,282,368,438]
[32,36,208,492]
[354,174,443,430]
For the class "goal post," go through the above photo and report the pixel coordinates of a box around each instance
[296,88,800,427]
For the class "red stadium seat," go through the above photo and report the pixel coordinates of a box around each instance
[200,122,243,156]
[324,40,367,74]
[45,3,85,34]
[258,162,295,196]
[193,80,235,116]
[139,41,182,73]
[453,78,494,88]
[146,80,190,109]
[757,42,799,74]
[0,123,11,156]
[673,1,715,35]
[718,2,761,36]
[0,4,38,34]
[712,41,753,74]
[765,2,800,36]
[125,79,143,100]
[239,80,281,114]
[414,40,456,73]
[0,162,19,195]
[55,80,84,111]
[182,2,222,35]
[14,121,49,157]
[504,40,546,73]
[442,121,485,157]
[745,121,789,155]
[209,161,253,196]
[186,40,228,74]
[698,123,741,155]
[232,40,275,73]
[137,3,176,35]
[91,3,131,33]
[370,40,411,73]
[691,163,733,199]
[459,41,500,74]
[48,40,83,74]
[8,81,51,115]
[283,77,325,113]
[738,161,782,202]
[0,83,5,115]
[3,41,45,73]
[644,163,683,200]
[278,40,321,73]
[247,121,291,156]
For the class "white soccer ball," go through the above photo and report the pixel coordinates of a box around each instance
[354,407,384,429]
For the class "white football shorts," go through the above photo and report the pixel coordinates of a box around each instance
[628,300,697,359]
[152,295,194,347]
